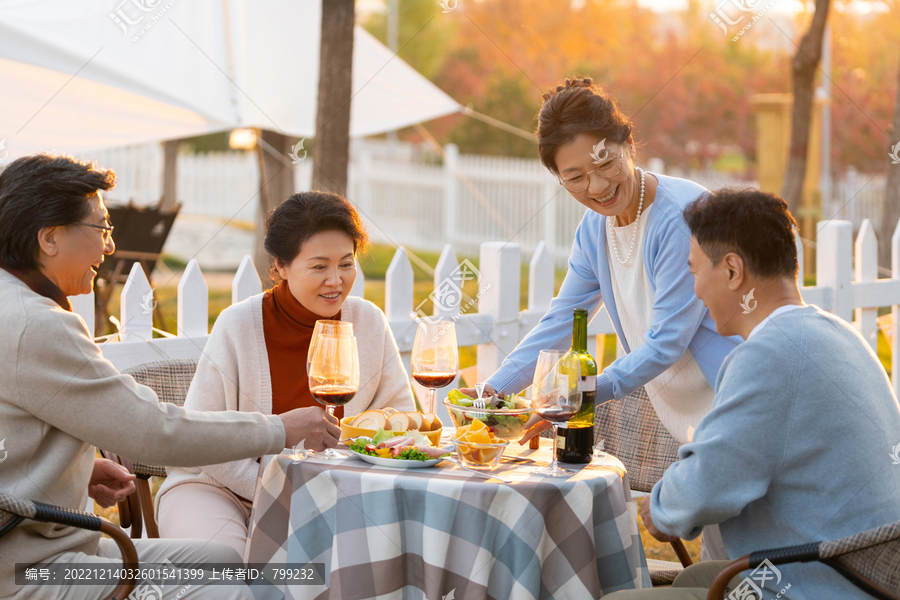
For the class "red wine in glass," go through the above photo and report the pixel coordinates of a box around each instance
[310,384,358,407]
[536,405,578,423]
[413,372,457,389]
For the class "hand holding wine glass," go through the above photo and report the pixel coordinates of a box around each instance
[531,349,581,476]
[308,334,359,459]
[411,320,459,413]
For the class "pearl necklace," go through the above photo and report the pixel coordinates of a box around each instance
[607,167,645,267]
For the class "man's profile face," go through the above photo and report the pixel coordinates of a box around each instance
[688,236,735,337]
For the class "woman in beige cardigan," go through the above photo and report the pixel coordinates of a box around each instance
[157,191,416,555]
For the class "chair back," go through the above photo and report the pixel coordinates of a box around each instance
[123,358,199,408]
[122,358,200,478]
[819,520,900,600]
[593,387,680,493]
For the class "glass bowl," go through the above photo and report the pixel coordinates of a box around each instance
[442,398,533,441]
[451,438,509,470]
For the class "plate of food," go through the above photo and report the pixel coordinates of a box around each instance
[341,408,443,446]
[443,390,533,441]
[347,431,451,468]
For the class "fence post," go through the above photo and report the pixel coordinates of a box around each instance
[476,242,521,381]
[233,255,262,305]
[120,263,154,342]
[350,260,365,298]
[528,241,554,312]
[890,219,900,396]
[794,227,804,284]
[854,219,878,352]
[541,181,559,255]
[385,247,417,388]
[177,259,209,338]
[429,244,461,422]
[816,220,853,323]
[443,144,458,246]
[69,292,95,337]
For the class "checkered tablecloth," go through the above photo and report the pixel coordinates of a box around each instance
[246,440,651,599]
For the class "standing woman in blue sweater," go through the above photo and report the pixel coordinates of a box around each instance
[477,77,741,557]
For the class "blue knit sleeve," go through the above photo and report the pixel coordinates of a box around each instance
[485,214,604,394]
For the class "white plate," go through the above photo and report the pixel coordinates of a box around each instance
[349,448,447,469]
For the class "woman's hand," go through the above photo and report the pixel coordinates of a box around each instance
[89,458,136,508]
[517,413,552,445]
[640,497,680,543]
[457,383,497,399]
[278,406,341,451]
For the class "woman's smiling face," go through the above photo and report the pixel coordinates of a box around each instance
[555,132,638,221]
[275,229,357,317]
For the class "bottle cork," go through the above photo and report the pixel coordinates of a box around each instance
[529,435,540,450]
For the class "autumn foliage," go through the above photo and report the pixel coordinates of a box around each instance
[365,0,899,176]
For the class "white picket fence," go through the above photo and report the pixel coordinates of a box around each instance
[69,219,900,427]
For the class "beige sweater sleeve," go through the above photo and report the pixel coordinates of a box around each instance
[358,302,416,413]
[180,306,269,500]
[13,308,286,467]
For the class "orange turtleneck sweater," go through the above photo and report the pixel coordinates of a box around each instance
[262,280,343,419]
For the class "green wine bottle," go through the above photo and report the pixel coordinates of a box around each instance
[556,308,597,463]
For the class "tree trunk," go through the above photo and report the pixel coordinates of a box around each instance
[159,139,179,213]
[255,129,295,288]
[879,55,900,270]
[779,0,831,216]
[311,0,355,194]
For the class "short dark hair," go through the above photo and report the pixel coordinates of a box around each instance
[0,154,116,270]
[683,188,798,279]
[264,190,368,272]
[537,76,633,175]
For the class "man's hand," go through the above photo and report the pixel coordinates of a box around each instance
[278,406,341,451]
[89,458,136,508]
[641,497,679,543]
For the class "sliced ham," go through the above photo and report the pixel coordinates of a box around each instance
[416,445,450,458]
[381,436,415,448]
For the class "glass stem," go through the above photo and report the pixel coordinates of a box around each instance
[326,405,336,418]
[550,424,559,469]
[429,388,436,414]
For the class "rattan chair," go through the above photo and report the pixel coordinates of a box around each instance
[102,358,199,539]
[594,386,694,585]
[708,520,900,600]
[0,490,138,600]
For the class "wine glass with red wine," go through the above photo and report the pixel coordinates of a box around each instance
[308,334,359,459]
[411,319,459,413]
[531,349,581,476]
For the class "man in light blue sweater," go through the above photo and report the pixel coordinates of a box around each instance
[610,189,900,599]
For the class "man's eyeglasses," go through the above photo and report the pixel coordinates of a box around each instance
[559,153,625,193]
[77,222,115,243]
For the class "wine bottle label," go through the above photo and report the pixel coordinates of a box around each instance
[579,375,596,392]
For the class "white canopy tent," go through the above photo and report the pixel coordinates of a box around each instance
[0,0,461,158]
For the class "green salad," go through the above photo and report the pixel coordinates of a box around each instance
[348,433,441,462]
[446,389,531,439]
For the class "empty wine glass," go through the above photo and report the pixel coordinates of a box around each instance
[308,334,359,459]
[411,319,459,413]
[308,320,353,371]
[531,349,581,476]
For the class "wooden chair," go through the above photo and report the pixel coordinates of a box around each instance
[102,358,199,539]
[0,490,138,600]
[708,520,900,600]
[593,386,694,585]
